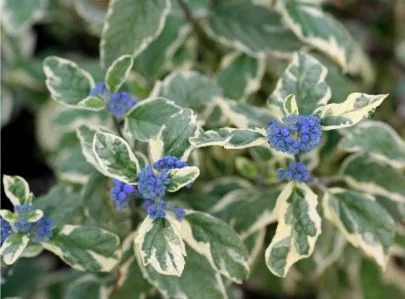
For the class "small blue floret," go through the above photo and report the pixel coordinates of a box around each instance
[174,208,185,221]
[110,179,137,211]
[153,156,187,170]
[107,91,137,118]
[276,162,311,182]
[34,216,53,243]
[1,217,11,244]
[138,166,170,200]
[89,82,109,97]
[267,115,322,155]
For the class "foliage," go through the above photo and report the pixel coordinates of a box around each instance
[1,0,405,298]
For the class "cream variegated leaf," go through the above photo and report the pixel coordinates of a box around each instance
[105,54,134,92]
[189,127,267,149]
[339,121,405,169]
[43,225,121,272]
[283,94,299,116]
[265,182,321,277]
[77,96,106,111]
[3,175,33,206]
[0,210,17,223]
[167,166,200,192]
[340,154,405,203]
[323,188,394,268]
[0,234,30,265]
[217,52,266,101]
[314,93,388,130]
[92,131,140,183]
[134,216,186,277]
[100,0,171,67]
[268,52,331,117]
[178,210,249,283]
[277,1,373,83]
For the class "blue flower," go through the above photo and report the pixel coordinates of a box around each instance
[1,217,11,244]
[14,204,34,233]
[107,91,137,118]
[144,199,167,220]
[276,162,311,182]
[267,115,322,155]
[15,220,32,233]
[33,217,52,243]
[153,156,187,171]
[138,166,170,200]
[89,82,109,97]
[174,208,185,221]
[110,179,137,211]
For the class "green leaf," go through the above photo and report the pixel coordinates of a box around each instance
[340,154,405,203]
[82,172,132,238]
[0,210,17,223]
[74,0,106,35]
[217,99,276,128]
[339,121,405,169]
[149,109,198,161]
[179,210,249,283]
[124,97,181,142]
[64,274,103,299]
[167,166,200,192]
[137,245,228,299]
[232,189,280,239]
[235,157,260,179]
[105,55,134,92]
[268,52,331,117]
[265,182,321,277]
[0,234,29,265]
[314,93,388,130]
[3,175,32,206]
[205,0,302,56]
[77,96,106,111]
[100,0,171,67]
[217,52,265,101]
[1,0,45,34]
[277,1,372,82]
[189,127,267,149]
[134,15,191,81]
[43,225,120,272]
[92,131,140,183]
[134,216,186,276]
[34,184,84,227]
[26,209,44,222]
[323,188,394,268]
[151,71,223,110]
[111,257,153,299]
[43,56,95,108]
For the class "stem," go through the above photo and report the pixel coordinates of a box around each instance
[294,153,300,162]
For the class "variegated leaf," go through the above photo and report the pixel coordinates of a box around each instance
[340,154,405,203]
[151,71,222,110]
[189,127,267,149]
[0,210,17,223]
[136,244,229,299]
[124,97,181,142]
[323,188,394,268]
[314,93,388,130]
[105,55,134,93]
[74,0,106,35]
[283,94,299,116]
[92,131,140,183]
[134,216,186,276]
[77,96,106,111]
[232,189,280,239]
[134,15,191,81]
[100,0,171,67]
[0,234,30,265]
[277,1,372,82]
[149,109,198,161]
[167,166,200,192]
[339,121,405,169]
[268,52,331,117]
[76,125,111,176]
[64,274,103,299]
[204,0,302,57]
[43,225,120,272]
[265,182,321,277]
[217,52,265,101]
[43,56,96,109]
[3,175,32,206]
[179,210,249,283]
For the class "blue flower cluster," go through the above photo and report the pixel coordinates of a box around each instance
[110,179,137,211]
[138,156,187,221]
[89,82,137,118]
[1,217,11,244]
[267,115,322,155]
[1,205,53,243]
[276,162,311,182]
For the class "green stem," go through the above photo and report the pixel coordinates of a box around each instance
[112,117,125,139]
